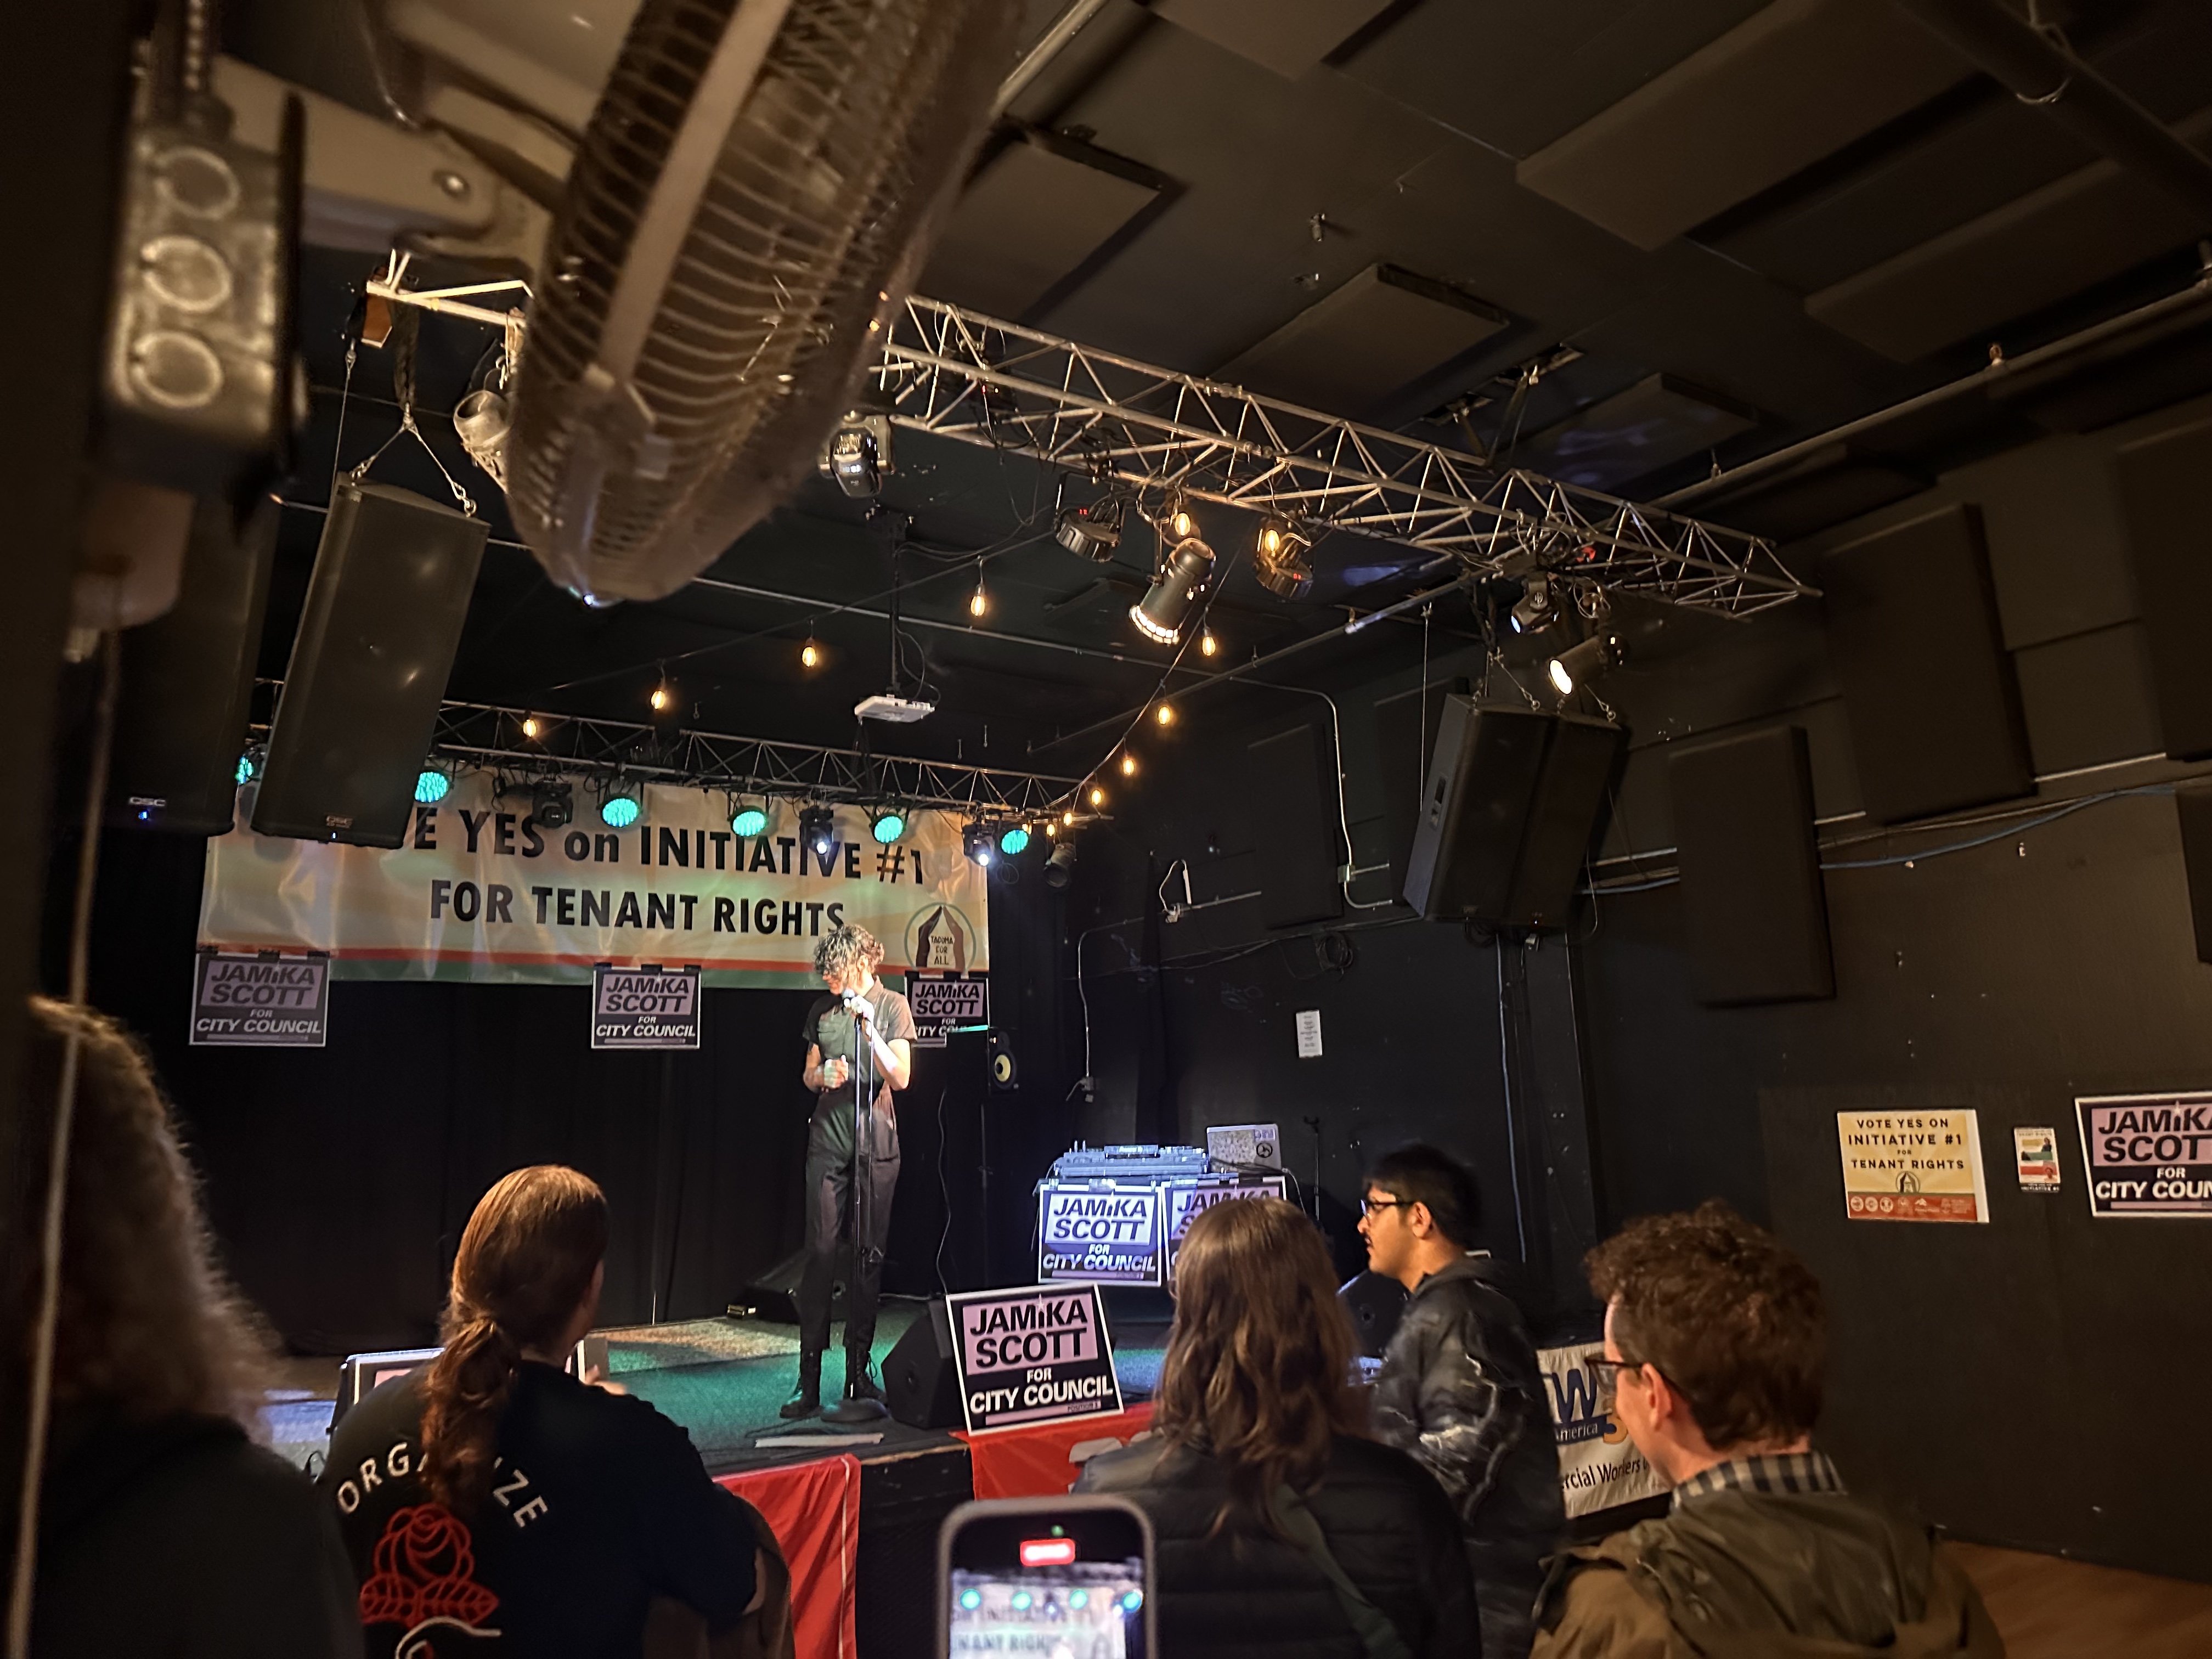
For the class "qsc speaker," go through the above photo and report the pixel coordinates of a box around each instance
[2114,415,2212,759]
[1402,699,1623,929]
[1247,722,1343,928]
[884,1298,963,1429]
[1671,725,1834,1006]
[252,481,487,847]
[108,498,276,834]
[1821,502,2032,823]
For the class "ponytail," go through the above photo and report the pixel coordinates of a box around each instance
[415,1166,608,1516]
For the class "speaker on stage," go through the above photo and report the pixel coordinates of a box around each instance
[884,1299,963,1430]
[252,480,487,847]
[1402,699,1624,929]
[732,1246,847,1324]
[1336,1271,1407,1359]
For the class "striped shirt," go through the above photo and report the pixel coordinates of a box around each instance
[1671,1449,1844,1511]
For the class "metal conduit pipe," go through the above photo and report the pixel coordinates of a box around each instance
[994,0,1114,118]
[1893,0,2212,225]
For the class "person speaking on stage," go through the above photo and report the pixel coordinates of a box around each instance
[786,921,916,1418]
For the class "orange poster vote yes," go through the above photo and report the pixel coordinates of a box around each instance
[1835,1109,1991,1224]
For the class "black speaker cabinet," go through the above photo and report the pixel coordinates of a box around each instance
[1336,1270,1408,1359]
[1671,725,1835,1006]
[1820,502,2033,824]
[2114,414,2212,760]
[1402,699,1624,929]
[253,481,487,847]
[884,1299,963,1430]
[109,498,277,834]
[733,1246,847,1324]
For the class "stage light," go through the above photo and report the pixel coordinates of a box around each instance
[1046,840,1077,888]
[819,411,893,498]
[1252,516,1313,599]
[1054,496,1123,560]
[731,798,771,838]
[1155,703,1176,727]
[1547,632,1625,697]
[1200,628,1218,657]
[1510,574,1556,635]
[968,571,988,618]
[999,824,1030,856]
[1088,786,1106,808]
[600,785,641,829]
[1119,752,1137,777]
[799,804,836,857]
[414,766,451,805]
[521,715,542,740]
[801,637,821,670]
[1131,537,1216,644]
[963,821,994,867]
[528,779,573,831]
[871,805,907,844]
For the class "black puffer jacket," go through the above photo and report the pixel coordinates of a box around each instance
[1075,1432,1478,1659]
[1370,1258,1564,1611]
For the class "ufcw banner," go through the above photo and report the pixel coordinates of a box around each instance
[198,774,989,987]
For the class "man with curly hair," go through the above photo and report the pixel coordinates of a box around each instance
[785,922,915,1418]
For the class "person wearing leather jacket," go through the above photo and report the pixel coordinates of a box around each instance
[1361,1144,1565,1659]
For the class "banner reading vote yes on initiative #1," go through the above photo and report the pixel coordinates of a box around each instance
[198,773,988,989]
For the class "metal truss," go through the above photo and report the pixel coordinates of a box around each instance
[874,296,1813,616]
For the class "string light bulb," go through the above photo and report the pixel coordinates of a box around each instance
[801,637,820,670]
[1063,809,1076,826]
[1119,752,1138,776]
[1169,500,1195,540]
[1200,629,1218,657]
[1088,786,1106,808]
[650,684,673,712]
[968,568,988,618]
[1155,704,1176,727]
[521,715,541,740]
[1043,819,1057,837]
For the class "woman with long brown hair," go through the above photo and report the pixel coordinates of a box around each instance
[320,1166,779,1658]
[1077,1197,1475,1659]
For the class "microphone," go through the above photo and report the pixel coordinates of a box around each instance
[842,990,872,1024]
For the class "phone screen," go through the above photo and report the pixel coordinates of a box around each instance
[941,1498,1152,1659]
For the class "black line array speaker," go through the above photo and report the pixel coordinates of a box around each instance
[2174,783,2212,966]
[1820,502,2032,823]
[2114,414,2212,760]
[1374,677,1458,900]
[1402,698,1623,929]
[1246,722,1344,929]
[253,481,487,847]
[109,498,276,834]
[1671,725,1834,1006]
[884,1298,963,1430]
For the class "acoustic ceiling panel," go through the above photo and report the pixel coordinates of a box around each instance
[918,131,1162,321]
[1508,373,1758,489]
[1805,108,2212,363]
[1220,264,1508,419]
[1155,0,1394,81]
[1515,0,1965,252]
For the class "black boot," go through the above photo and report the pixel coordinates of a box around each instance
[845,1350,883,1402]
[781,1355,822,1419]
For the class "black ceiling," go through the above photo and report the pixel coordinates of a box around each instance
[246,0,2212,791]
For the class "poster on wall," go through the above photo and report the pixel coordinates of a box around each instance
[189,950,328,1046]
[2013,1126,2062,1191]
[197,775,988,990]
[947,1284,1124,1434]
[1036,1183,1161,1285]
[1835,1109,1991,1223]
[1537,1343,1667,1518]
[2074,1092,2212,1218]
[589,964,701,1050]
[908,974,988,1048]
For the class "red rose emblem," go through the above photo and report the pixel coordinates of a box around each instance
[360,1504,500,1630]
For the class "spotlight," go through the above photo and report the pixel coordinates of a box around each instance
[818,411,893,498]
[731,798,771,838]
[1131,537,1216,644]
[963,821,995,867]
[1119,752,1138,777]
[1547,632,1625,697]
[998,824,1030,856]
[1155,703,1176,727]
[528,779,573,831]
[1088,786,1106,809]
[600,783,641,829]
[414,766,451,805]
[521,715,542,740]
[1252,516,1313,599]
[871,805,907,844]
[799,804,837,857]
[1200,629,1218,657]
[968,570,988,618]
[1054,496,1124,560]
[1510,573,1556,635]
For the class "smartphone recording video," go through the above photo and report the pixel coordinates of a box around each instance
[938,1495,1155,1659]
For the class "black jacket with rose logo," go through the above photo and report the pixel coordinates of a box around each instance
[320,1362,757,1658]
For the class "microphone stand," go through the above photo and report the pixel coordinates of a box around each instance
[825,992,890,1425]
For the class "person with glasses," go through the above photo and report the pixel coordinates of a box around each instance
[1531,1202,2002,1658]
[1359,1144,1562,1659]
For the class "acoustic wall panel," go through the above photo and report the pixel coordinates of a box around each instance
[2113,414,2212,760]
[1509,373,1758,490]
[1671,725,1834,1006]
[1516,0,1965,251]
[1221,265,1508,420]
[1155,0,1394,81]
[1820,503,2033,824]
[1247,723,1344,929]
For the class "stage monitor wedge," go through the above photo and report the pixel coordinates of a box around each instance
[1820,502,2033,825]
[109,497,277,834]
[1402,699,1623,930]
[884,1297,963,1430]
[1671,725,1834,1006]
[2114,414,2212,760]
[253,481,487,847]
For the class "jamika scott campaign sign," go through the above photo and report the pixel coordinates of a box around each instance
[1036,1183,1161,1285]
[2075,1092,2212,1218]
[190,951,328,1047]
[590,964,701,1050]
[947,1284,1122,1434]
